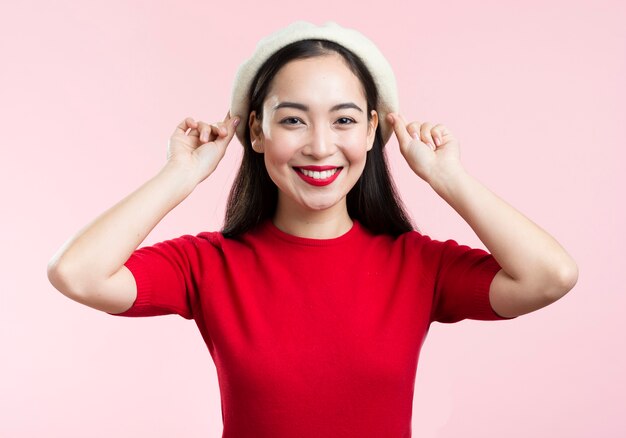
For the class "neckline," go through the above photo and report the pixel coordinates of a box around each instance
[262,218,362,247]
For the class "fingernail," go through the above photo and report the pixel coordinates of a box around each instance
[411,132,419,140]
[201,131,208,142]
[434,137,440,146]
[233,117,240,127]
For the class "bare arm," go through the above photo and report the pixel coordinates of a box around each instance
[47,114,240,313]
[388,112,578,318]
[47,164,197,312]
[430,169,578,318]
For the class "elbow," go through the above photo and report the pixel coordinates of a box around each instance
[545,260,579,301]
[47,257,61,287]
[47,258,79,298]
[47,259,66,293]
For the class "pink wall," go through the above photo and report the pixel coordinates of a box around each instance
[2,0,624,436]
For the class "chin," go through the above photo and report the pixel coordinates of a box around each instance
[300,195,343,211]
[302,201,336,211]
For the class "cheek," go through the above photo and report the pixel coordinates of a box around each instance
[342,130,370,162]
[263,141,295,176]
[263,129,302,165]
[263,153,288,190]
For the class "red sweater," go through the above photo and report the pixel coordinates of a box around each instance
[109,218,516,437]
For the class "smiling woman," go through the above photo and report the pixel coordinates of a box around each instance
[47,20,577,438]
[224,36,414,239]
[246,52,381,233]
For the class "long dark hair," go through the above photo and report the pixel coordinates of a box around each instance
[222,39,415,238]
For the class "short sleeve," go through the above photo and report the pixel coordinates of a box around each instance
[428,238,518,323]
[107,235,201,320]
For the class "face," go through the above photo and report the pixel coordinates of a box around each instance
[248,52,378,219]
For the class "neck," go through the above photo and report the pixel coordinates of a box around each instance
[272,197,353,239]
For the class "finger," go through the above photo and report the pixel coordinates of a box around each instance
[198,119,232,143]
[215,112,241,138]
[432,124,446,146]
[387,113,412,148]
[208,123,226,141]
[180,114,239,144]
[173,116,198,136]
[195,121,217,143]
[212,115,240,148]
[405,121,422,140]
[420,122,436,149]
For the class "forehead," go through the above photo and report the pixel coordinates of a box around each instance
[265,53,366,107]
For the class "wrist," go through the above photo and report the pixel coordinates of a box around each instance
[428,164,470,198]
[159,162,199,196]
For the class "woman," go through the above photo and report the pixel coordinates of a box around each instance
[47,21,578,437]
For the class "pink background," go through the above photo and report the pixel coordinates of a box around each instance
[1,0,624,436]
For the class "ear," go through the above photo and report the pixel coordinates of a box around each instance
[366,110,379,152]
[249,111,265,153]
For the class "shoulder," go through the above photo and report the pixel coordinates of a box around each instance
[159,230,223,250]
[371,228,480,269]
[372,227,445,251]
[193,224,267,254]
[394,228,469,253]
[148,230,234,261]
[357,225,447,259]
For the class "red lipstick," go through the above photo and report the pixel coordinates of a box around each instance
[297,165,338,171]
[293,166,343,187]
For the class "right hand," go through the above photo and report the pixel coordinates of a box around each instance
[166,111,240,185]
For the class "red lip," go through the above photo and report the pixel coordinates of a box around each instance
[294,167,343,187]
[294,165,341,171]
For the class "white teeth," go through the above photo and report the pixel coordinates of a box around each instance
[300,168,339,179]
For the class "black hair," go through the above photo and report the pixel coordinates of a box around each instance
[222,39,415,238]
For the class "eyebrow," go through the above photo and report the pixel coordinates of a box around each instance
[272,101,363,113]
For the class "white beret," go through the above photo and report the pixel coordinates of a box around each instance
[229,21,399,147]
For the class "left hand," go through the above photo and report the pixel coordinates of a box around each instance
[387,113,464,185]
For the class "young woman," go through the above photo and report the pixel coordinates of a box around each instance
[47,21,578,437]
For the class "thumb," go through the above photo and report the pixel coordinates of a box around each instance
[214,115,240,148]
[388,113,412,148]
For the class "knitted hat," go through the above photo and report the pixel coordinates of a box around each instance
[229,21,399,147]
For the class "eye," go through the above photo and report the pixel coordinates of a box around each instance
[336,117,356,125]
[280,117,303,125]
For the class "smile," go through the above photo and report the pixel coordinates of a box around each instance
[293,166,343,187]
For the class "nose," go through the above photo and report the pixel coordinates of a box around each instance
[303,124,336,159]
